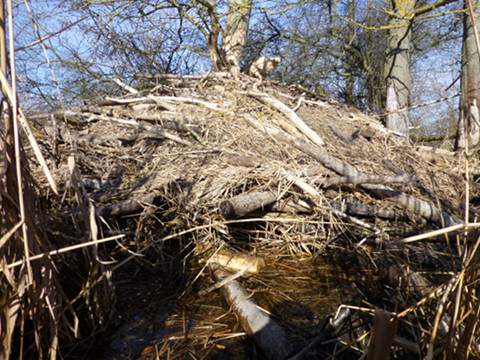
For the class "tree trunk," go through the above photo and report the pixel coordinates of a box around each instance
[208,23,226,71]
[0,0,6,77]
[223,0,253,76]
[457,0,480,149]
[345,1,356,105]
[200,0,226,71]
[384,0,415,137]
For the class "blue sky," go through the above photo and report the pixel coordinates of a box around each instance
[12,0,465,133]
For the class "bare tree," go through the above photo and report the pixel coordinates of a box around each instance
[457,0,480,149]
[168,0,253,73]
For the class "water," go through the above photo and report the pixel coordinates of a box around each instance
[98,255,357,359]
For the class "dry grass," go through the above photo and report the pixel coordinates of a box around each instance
[2,73,480,358]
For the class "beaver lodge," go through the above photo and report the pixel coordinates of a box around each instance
[2,72,480,359]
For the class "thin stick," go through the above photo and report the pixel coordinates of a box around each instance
[375,93,460,116]
[69,217,332,305]
[112,78,139,94]
[6,234,125,269]
[7,0,33,284]
[15,16,87,52]
[0,70,58,193]
[198,267,248,296]
[0,220,23,248]
[395,276,457,319]
[426,277,457,360]
[399,223,480,244]
[248,91,325,146]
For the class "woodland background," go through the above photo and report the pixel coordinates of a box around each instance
[14,0,465,140]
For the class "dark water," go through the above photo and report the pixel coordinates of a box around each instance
[97,256,357,359]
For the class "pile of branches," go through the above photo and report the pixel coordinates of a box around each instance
[17,72,480,358]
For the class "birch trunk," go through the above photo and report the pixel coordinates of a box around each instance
[384,0,415,137]
[223,0,252,75]
[457,0,480,149]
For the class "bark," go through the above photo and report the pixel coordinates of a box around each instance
[270,199,312,214]
[270,198,401,219]
[384,0,415,137]
[199,0,227,71]
[457,0,480,149]
[208,27,226,71]
[220,191,278,219]
[331,200,402,220]
[316,174,415,187]
[0,0,5,77]
[344,0,357,106]
[96,193,157,217]
[223,0,253,75]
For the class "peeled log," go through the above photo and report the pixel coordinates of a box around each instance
[220,191,278,219]
[208,250,265,274]
[248,92,325,146]
[212,266,293,359]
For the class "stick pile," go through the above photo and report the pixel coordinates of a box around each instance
[24,73,480,358]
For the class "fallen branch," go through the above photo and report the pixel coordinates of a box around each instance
[153,95,223,111]
[32,110,202,140]
[112,78,139,94]
[96,193,157,217]
[415,145,455,155]
[281,169,380,232]
[119,112,202,133]
[6,234,125,269]
[106,95,222,111]
[199,267,248,296]
[316,174,415,187]
[331,200,401,220]
[245,115,458,226]
[211,266,293,359]
[77,113,193,146]
[116,123,193,146]
[270,199,313,214]
[134,72,231,81]
[248,92,325,146]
